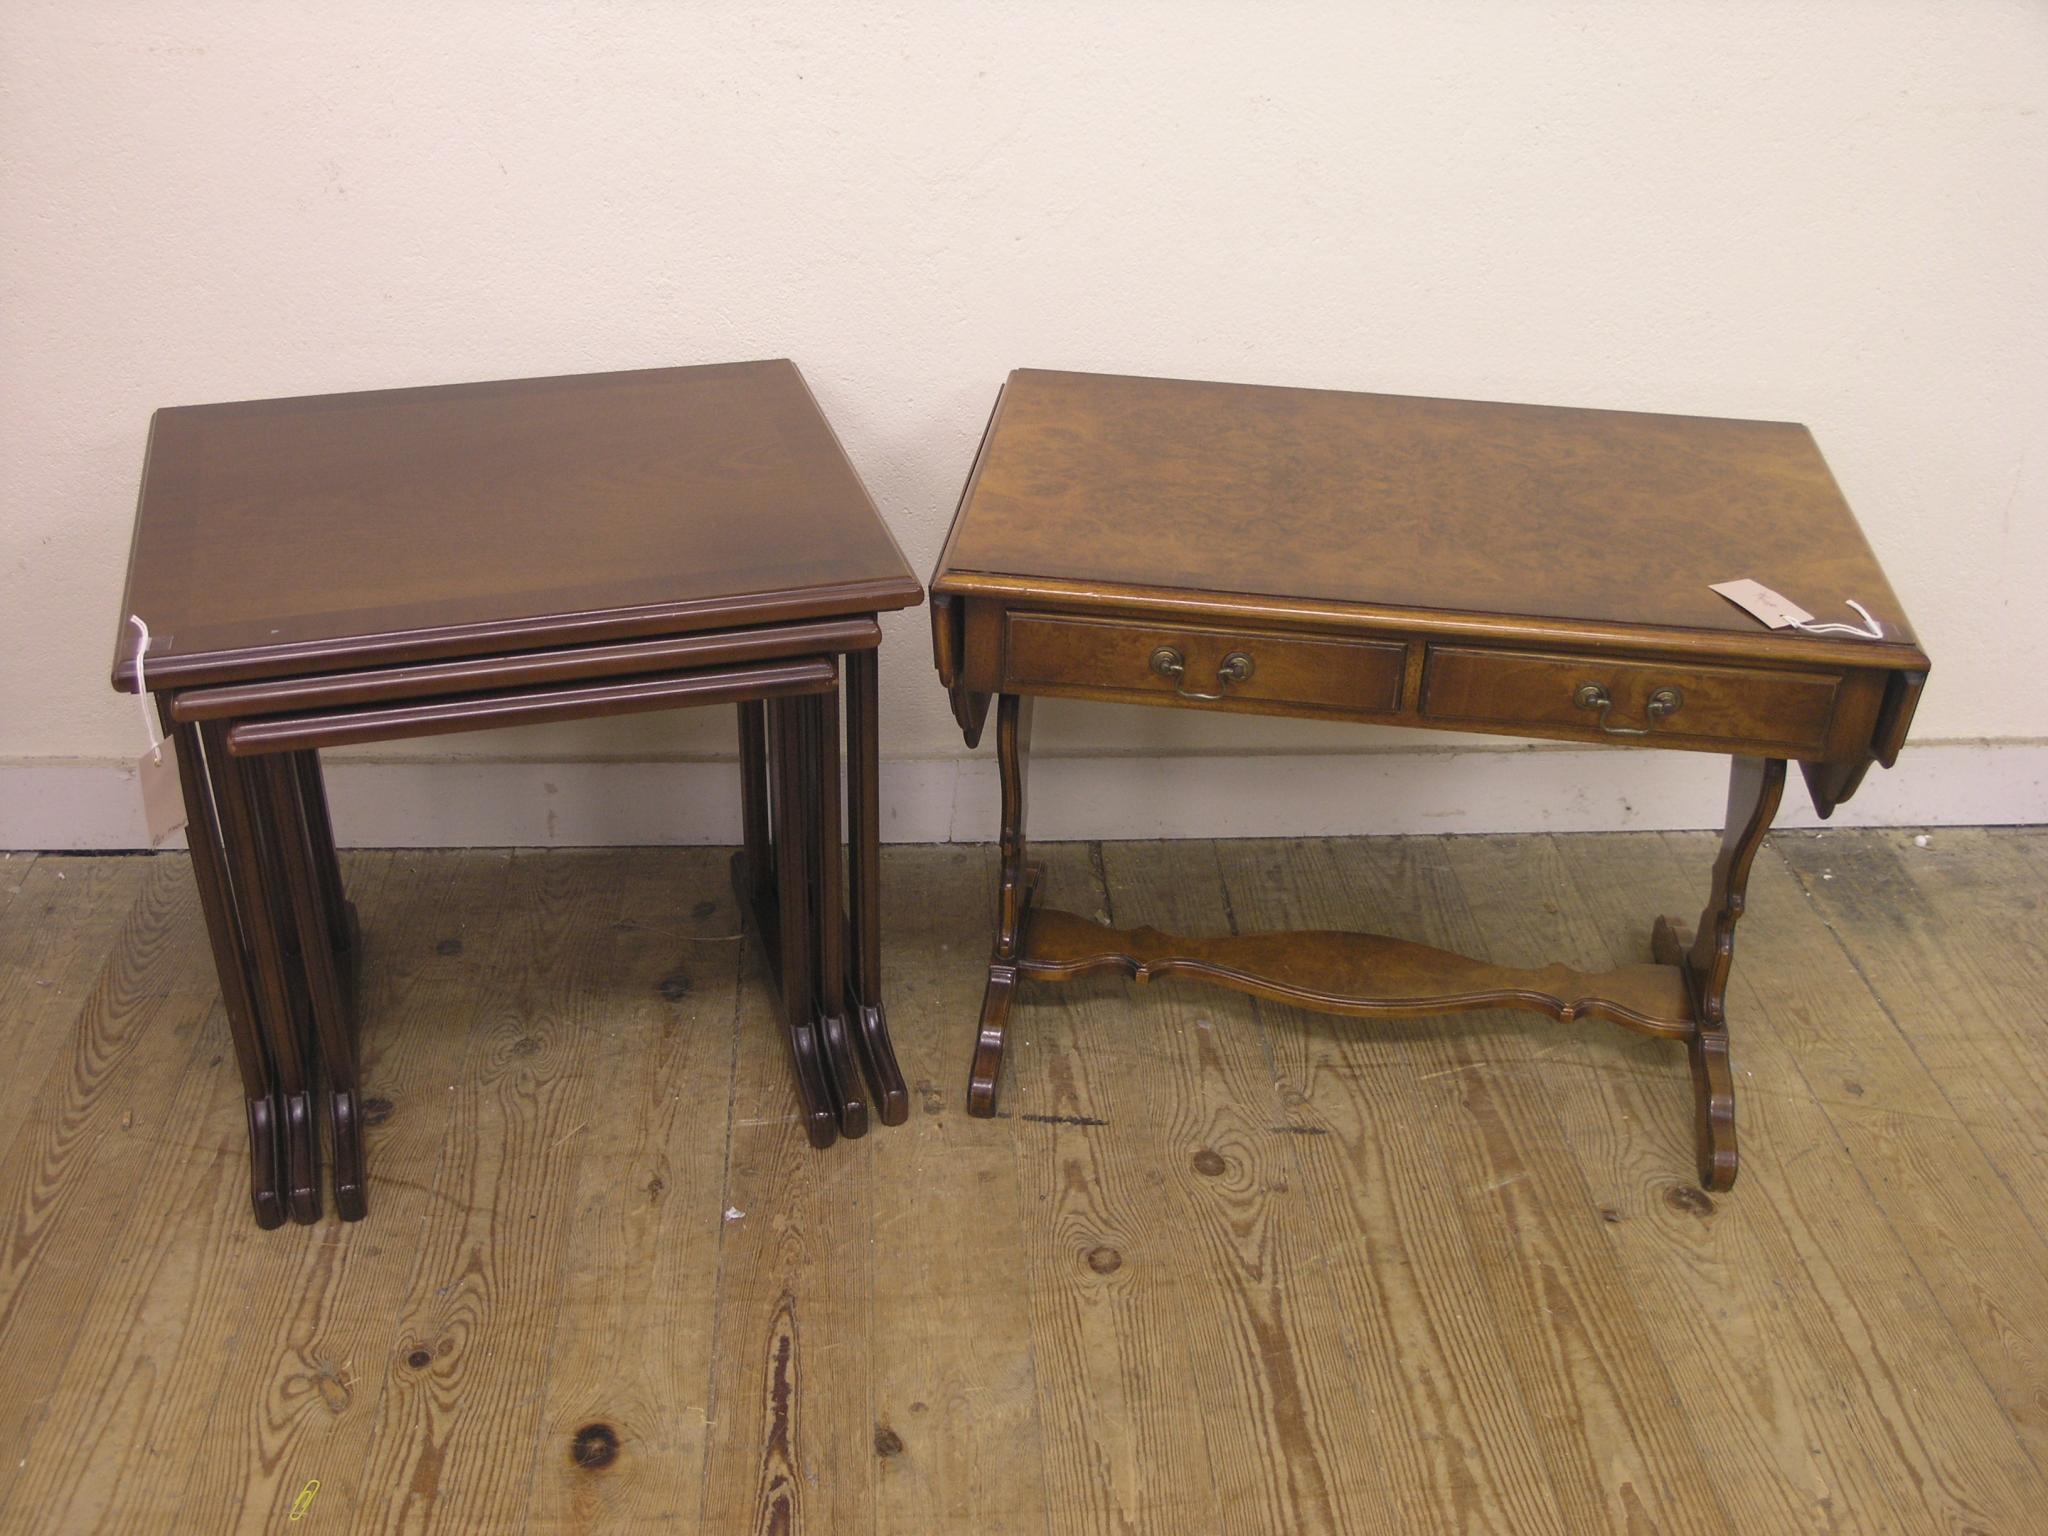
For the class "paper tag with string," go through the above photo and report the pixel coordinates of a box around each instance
[1709,579,1810,629]
[130,617,187,846]
[1709,580,1885,640]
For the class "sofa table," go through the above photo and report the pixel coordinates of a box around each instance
[112,361,922,1225]
[929,369,1930,1190]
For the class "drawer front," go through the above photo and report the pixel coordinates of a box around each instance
[1005,613,1405,716]
[1421,645,1839,754]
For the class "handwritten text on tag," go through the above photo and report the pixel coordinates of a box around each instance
[1709,578,1814,630]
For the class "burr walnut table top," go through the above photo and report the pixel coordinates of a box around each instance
[935,368,1923,663]
[930,368,1931,820]
[113,359,922,691]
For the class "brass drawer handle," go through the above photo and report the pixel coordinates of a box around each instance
[1574,682,1683,736]
[1151,647,1256,702]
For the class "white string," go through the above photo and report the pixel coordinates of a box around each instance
[129,615,164,765]
[1789,599,1885,641]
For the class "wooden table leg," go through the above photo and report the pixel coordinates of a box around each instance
[968,692,1038,1117]
[204,721,321,1223]
[253,757,329,1224]
[807,683,868,1136]
[262,755,369,1220]
[1652,755,1787,1192]
[769,696,838,1149]
[293,750,358,960]
[736,700,773,911]
[162,705,285,1229]
[844,648,908,1124]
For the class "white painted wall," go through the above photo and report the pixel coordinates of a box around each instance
[3,1,2043,847]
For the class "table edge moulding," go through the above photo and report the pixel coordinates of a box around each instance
[108,359,924,695]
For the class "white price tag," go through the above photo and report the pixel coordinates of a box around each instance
[139,745,187,847]
[128,614,187,846]
[1710,578,1815,630]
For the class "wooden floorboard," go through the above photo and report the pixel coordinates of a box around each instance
[1,832,2043,1533]
[171,852,503,1532]
[0,859,213,1516]
[358,850,656,1534]
[1215,839,1572,1536]
[0,857,157,1134]
[1309,835,1734,1536]
[1772,828,2048,1487]
[697,899,875,1535]
[1096,841,1381,1535]
[524,849,741,1534]
[1004,843,1224,1536]
[867,844,1053,1536]
[1450,833,1951,1532]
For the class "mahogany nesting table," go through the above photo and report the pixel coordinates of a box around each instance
[112,361,922,1227]
[930,369,1930,1190]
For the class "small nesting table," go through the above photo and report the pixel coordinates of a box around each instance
[112,361,922,1226]
[930,369,1931,1191]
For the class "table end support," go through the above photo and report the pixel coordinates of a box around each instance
[966,694,1034,1117]
[1655,754,1788,1192]
[1653,915,1738,1193]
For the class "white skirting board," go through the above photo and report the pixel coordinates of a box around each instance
[3,740,2044,850]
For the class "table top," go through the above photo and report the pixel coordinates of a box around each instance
[934,369,1924,661]
[114,360,922,691]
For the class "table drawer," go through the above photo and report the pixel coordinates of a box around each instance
[1005,613,1405,715]
[1421,645,1839,753]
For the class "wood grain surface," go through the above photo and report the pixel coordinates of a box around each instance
[1012,844,1219,1533]
[939,369,1919,647]
[2,832,2042,1532]
[175,853,505,1532]
[1115,841,1409,1532]
[0,860,220,1523]
[113,361,922,692]
[351,851,630,1533]
[697,895,875,1534]
[0,858,155,1134]
[1216,839,1573,1536]
[523,849,740,1533]
[1278,836,1732,1534]
[866,845,1050,1535]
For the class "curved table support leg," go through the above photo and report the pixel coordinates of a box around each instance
[1652,755,1787,1192]
[968,694,1036,1117]
[806,685,868,1136]
[769,696,838,1149]
[264,756,369,1220]
[163,708,285,1229]
[844,648,908,1124]
[206,721,321,1224]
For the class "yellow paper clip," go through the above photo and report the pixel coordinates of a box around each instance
[289,1479,321,1521]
